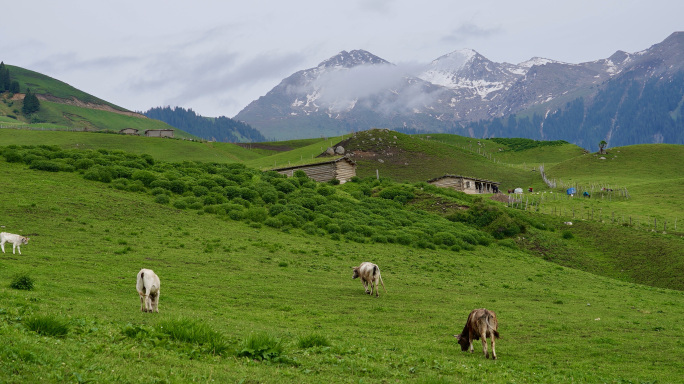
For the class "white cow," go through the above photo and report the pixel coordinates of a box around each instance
[352,262,386,297]
[0,232,30,255]
[136,269,161,313]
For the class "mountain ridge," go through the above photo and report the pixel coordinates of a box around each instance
[234,32,684,148]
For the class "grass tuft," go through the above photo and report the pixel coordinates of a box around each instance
[297,333,330,349]
[24,315,69,337]
[238,332,284,361]
[157,318,229,355]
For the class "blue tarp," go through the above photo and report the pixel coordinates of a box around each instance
[567,187,576,195]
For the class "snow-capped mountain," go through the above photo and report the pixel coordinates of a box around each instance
[235,32,684,145]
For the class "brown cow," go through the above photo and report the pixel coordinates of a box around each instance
[454,308,500,359]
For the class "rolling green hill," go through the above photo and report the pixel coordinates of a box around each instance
[0,64,190,137]
[0,153,682,383]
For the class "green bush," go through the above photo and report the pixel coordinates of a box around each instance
[154,195,170,205]
[29,160,74,172]
[485,214,525,239]
[562,231,574,239]
[433,232,457,246]
[245,207,268,222]
[24,315,69,337]
[10,274,35,290]
[173,200,188,210]
[131,170,157,186]
[83,165,113,183]
[264,217,283,228]
[378,186,414,204]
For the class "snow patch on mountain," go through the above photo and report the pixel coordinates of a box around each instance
[518,57,559,68]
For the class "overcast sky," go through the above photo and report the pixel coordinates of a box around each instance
[2,0,682,118]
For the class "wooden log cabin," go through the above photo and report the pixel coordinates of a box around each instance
[144,129,174,138]
[427,174,500,194]
[272,157,357,184]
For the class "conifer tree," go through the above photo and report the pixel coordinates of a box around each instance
[21,88,40,115]
[0,62,10,91]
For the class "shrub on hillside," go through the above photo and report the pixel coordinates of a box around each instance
[83,165,113,183]
[10,274,35,290]
[378,186,414,204]
[485,214,526,239]
[131,170,157,186]
[154,194,170,205]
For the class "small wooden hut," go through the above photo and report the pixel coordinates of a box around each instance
[272,157,357,184]
[427,175,500,194]
[119,128,139,135]
[144,129,174,138]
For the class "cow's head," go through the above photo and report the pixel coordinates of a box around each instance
[351,267,360,279]
[454,333,469,351]
[22,237,29,245]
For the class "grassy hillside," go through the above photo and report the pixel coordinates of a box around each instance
[0,130,260,163]
[7,65,121,109]
[1,159,682,383]
[522,144,684,229]
[328,130,544,191]
[0,65,192,137]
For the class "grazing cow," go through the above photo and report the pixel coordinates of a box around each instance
[352,262,386,297]
[0,232,29,255]
[136,269,161,313]
[454,308,500,359]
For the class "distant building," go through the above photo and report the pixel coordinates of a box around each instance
[427,175,500,194]
[272,157,357,184]
[144,129,174,138]
[119,128,139,135]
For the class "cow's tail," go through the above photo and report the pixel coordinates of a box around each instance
[140,272,148,295]
[485,313,500,339]
[374,266,387,293]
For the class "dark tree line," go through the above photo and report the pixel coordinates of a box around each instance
[144,106,266,143]
[1,62,39,116]
[0,62,21,94]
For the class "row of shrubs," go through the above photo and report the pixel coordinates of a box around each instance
[0,145,540,249]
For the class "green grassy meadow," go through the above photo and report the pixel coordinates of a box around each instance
[1,152,683,383]
[0,130,260,163]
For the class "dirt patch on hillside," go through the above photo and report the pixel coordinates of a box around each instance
[37,94,147,119]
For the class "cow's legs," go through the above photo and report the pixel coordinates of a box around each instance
[1,240,5,253]
[490,330,497,359]
[363,279,370,294]
[139,293,146,312]
[151,292,159,312]
[468,330,475,353]
[15,244,20,255]
[480,331,489,358]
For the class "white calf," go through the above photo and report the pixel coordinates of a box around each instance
[136,269,161,313]
[1,232,30,255]
[352,262,387,297]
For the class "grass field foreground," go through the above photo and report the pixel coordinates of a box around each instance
[0,160,683,383]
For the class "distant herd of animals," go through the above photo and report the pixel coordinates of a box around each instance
[2,231,501,359]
